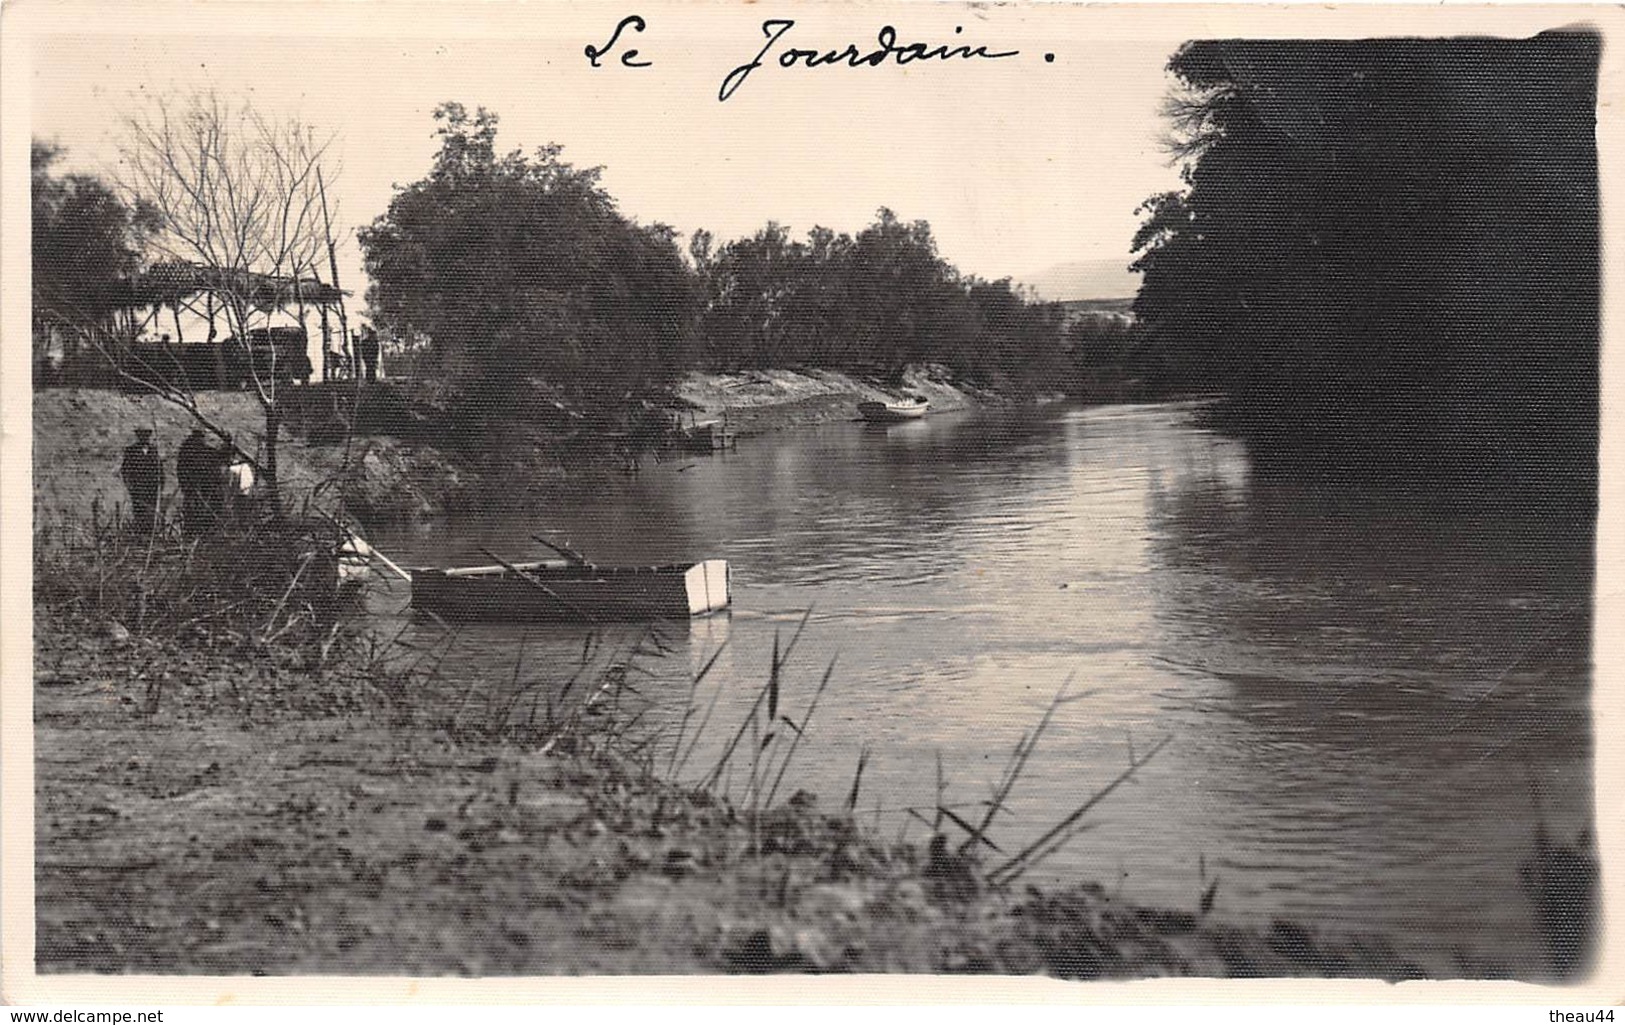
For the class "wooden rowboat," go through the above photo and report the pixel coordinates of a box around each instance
[411,558,732,622]
[857,394,929,422]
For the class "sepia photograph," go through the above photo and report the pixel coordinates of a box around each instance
[4,0,1614,1000]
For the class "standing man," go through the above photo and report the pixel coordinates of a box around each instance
[176,427,215,535]
[119,428,163,535]
[357,325,380,383]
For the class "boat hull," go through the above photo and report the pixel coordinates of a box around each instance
[678,420,737,452]
[411,559,731,622]
[857,399,929,422]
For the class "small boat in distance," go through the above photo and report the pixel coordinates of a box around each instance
[857,394,930,422]
[672,409,738,453]
[411,558,732,622]
[677,418,737,453]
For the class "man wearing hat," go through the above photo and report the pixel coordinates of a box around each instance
[120,428,164,535]
[176,427,221,535]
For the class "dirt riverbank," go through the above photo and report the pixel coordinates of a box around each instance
[674,365,994,437]
[31,388,474,534]
[32,368,989,533]
[33,608,1454,980]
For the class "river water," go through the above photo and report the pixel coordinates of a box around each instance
[368,401,1592,975]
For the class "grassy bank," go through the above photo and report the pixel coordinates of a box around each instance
[32,527,1471,982]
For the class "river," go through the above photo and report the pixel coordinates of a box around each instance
[368,400,1593,975]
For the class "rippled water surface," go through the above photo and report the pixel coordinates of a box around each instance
[370,401,1592,973]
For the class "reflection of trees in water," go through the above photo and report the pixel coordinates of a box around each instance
[1145,471,1591,740]
[1140,463,1593,977]
[1150,477,1592,685]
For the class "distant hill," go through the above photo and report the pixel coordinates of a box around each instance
[1017,258,1141,302]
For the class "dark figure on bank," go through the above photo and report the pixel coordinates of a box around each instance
[176,428,227,535]
[119,428,163,535]
[357,326,380,383]
[1520,824,1598,979]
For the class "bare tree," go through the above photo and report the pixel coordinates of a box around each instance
[116,90,336,509]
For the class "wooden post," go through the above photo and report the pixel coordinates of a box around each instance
[206,291,224,390]
[320,305,333,379]
[293,277,308,386]
[317,168,354,381]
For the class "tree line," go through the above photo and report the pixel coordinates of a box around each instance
[687,212,1069,389]
[35,99,1137,457]
[34,97,1146,467]
[1128,31,1599,497]
[38,32,1602,499]
[357,104,1095,440]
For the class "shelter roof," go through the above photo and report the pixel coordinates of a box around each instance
[122,261,347,309]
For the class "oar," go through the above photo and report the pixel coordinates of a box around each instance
[530,534,590,566]
[361,539,413,583]
[479,545,598,625]
[314,509,412,582]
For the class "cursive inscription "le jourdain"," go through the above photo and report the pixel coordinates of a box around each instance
[719,20,1021,101]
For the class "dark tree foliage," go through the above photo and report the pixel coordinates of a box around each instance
[694,209,1066,391]
[359,104,697,434]
[1131,32,1598,497]
[1062,313,1140,399]
[32,140,157,342]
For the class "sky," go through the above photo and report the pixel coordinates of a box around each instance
[31,5,1191,319]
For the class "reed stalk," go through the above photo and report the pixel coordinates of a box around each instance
[762,654,837,808]
[988,733,1172,886]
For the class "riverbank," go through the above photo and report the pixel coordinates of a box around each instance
[32,368,994,533]
[33,592,1456,981]
[674,365,996,438]
[31,388,475,534]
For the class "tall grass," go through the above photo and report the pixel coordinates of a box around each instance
[35,502,356,657]
[489,610,1173,892]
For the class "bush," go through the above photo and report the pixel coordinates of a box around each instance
[35,506,355,656]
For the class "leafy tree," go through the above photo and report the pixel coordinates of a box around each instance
[844,209,954,381]
[693,209,1067,391]
[1131,32,1599,495]
[359,104,697,436]
[31,141,157,379]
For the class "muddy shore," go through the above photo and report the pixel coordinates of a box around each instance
[32,606,1456,980]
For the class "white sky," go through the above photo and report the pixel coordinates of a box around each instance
[30,5,1189,318]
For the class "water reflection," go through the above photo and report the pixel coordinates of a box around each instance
[1140,454,1591,972]
[367,401,1592,975]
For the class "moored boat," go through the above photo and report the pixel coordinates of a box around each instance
[858,394,930,422]
[411,558,731,622]
[677,418,737,452]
